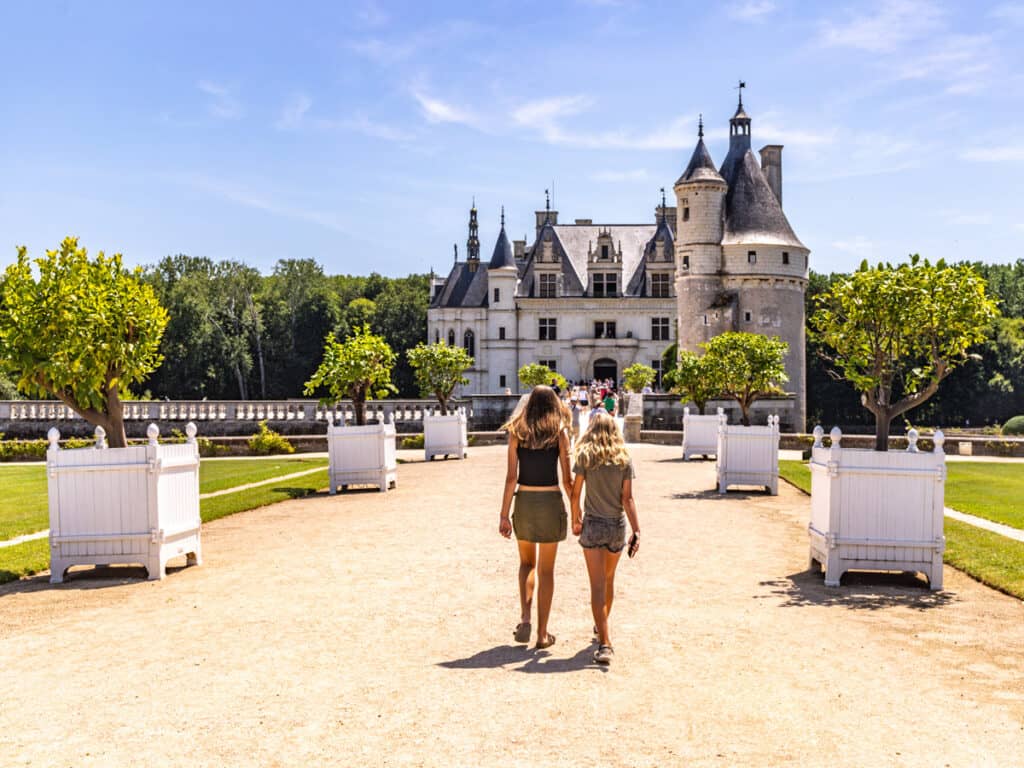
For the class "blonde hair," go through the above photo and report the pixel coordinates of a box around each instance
[574,410,630,470]
[502,385,571,449]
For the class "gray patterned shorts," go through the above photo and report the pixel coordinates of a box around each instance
[579,515,627,552]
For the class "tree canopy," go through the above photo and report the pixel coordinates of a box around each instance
[519,363,567,391]
[663,350,722,415]
[622,363,657,393]
[406,342,473,415]
[0,237,168,447]
[303,325,397,426]
[701,332,788,426]
[810,256,999,450]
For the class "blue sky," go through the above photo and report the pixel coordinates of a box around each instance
[1,0,1021,277]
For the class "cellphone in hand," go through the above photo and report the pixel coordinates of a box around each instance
[627,532,639,558]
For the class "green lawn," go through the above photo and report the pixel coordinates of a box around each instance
[779,459,1024,600]
[0,457,328,542]
[945,463,1024,530]
[200,469,328,523]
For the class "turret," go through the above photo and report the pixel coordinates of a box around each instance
[674,115,727,275]
[467,201,480,272]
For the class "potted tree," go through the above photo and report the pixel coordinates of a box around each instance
[620,363,657,442]
[665,350,724,460]
[407,341,473,460]
[807,256,999,588]
[304,325,398,493]
[0,237,201,582]
[702,332,788,494]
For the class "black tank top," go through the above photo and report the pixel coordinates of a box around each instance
[517,444,559,486]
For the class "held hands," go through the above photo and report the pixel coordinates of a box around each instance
[499,515,513,539]
[571,505,583,536]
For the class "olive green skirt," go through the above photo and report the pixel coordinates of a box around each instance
[512,490,567,543]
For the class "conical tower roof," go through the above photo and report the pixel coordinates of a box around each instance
[488,208,517,269]
[677,137,725,185]
[723,150,805,249]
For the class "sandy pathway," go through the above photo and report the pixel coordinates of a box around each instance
[1,444,1022,767]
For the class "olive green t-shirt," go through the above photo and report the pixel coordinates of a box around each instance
[572,458,635,519]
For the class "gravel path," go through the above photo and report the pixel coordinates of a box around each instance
[1,444,1022,767]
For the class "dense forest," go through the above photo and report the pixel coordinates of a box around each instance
[1,254,1022,429]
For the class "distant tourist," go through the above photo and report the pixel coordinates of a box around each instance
[499,385,573,650]
[570,410,641,665]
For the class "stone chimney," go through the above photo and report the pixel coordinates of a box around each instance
[513,239,526,258]
[535,209,558,234]
[759,145,783,207]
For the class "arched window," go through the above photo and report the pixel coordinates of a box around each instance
[448,329,455,346]
[463,329,475,357]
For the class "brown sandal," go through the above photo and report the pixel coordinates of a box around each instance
[535,633,556,650]
[513,622,531,643]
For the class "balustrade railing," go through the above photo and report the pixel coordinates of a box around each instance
[0,399,473,425]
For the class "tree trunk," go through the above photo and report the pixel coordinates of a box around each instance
[875,411,892,452]
[105,384,128,448]
[696,400,707,416]
[437,393,448,416]
[354,398,366,426]
[235,365,248,400]
[247,292,267,399]
[739,401,751,427]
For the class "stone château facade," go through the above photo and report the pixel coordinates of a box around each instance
[427,90,810,429]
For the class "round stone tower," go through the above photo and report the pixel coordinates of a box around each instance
[674,116,731,353]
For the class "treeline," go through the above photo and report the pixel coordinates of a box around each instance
[141,256,429,399]
[806,259,1024,429]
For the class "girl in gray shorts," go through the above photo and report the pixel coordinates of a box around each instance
[570,410,641,665]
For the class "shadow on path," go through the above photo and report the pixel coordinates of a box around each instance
[670,489,771,501]
[758,568,957,611]
[438,644,605,674]
[0,562,198,598]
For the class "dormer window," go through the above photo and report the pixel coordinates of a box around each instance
[654,237,665,261]
[650,273,670,298]
[593,273,617,298]
[601,244,609,260]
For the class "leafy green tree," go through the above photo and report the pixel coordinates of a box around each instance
[0,371,21,399]
[406,342,473,415]
[304,325,397,426]
[371,275,430,396]
[0,237,168,447]
[622,363,657,393]
[663,350,722,414]
[810,256,999,450]
[701,332,788,426]
[346,297,377,329]
[518,363,566,391]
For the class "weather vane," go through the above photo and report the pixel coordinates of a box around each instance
[736,80,746,108]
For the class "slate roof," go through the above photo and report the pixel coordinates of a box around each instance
[722,150,806,249]
[488,226,517,269]
[431,261,489,308]
[627,215,675,295]
[676,138,725,185]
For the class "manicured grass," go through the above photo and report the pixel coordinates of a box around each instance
[778,459,1024,599]
[198,457,327,494]
[0,538,49,584]
[0,457,328,542]
[200,469,328,523]
[945,463,1024,530]
[778,460,811,493]
[943,518,1024,600]
[0,466,49,540]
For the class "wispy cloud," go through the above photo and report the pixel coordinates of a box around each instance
[197,80,242,120]
[165,172,348,233]
[590,169,650,182]
[728,1,777,23]
[990,2,1024,24]
[819,0,943,53]
[831,236,877,260]
[962,144,1024,162]
[275,93,312,130]
[414,91,477,126]
[340,113,416,142]
[817,1,996,94]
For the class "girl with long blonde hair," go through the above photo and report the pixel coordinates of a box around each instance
[570,410,641,665]
[499,385,573,650]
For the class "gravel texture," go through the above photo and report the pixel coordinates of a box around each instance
[1,444,1023,767]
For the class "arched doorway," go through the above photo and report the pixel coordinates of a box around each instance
[593,357,617,384]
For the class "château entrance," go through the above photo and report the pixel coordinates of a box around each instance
[593,357,617,384]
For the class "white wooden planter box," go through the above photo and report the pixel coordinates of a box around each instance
[423,409,468,461]
[808,427,946,590]
[716,414,780,495]
[47,423,202,584]
[682,407,723,460]
[327,414,397,493]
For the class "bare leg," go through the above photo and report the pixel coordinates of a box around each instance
[584,547,622,647]
[516,540,537,624]
[535,542,559,644]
